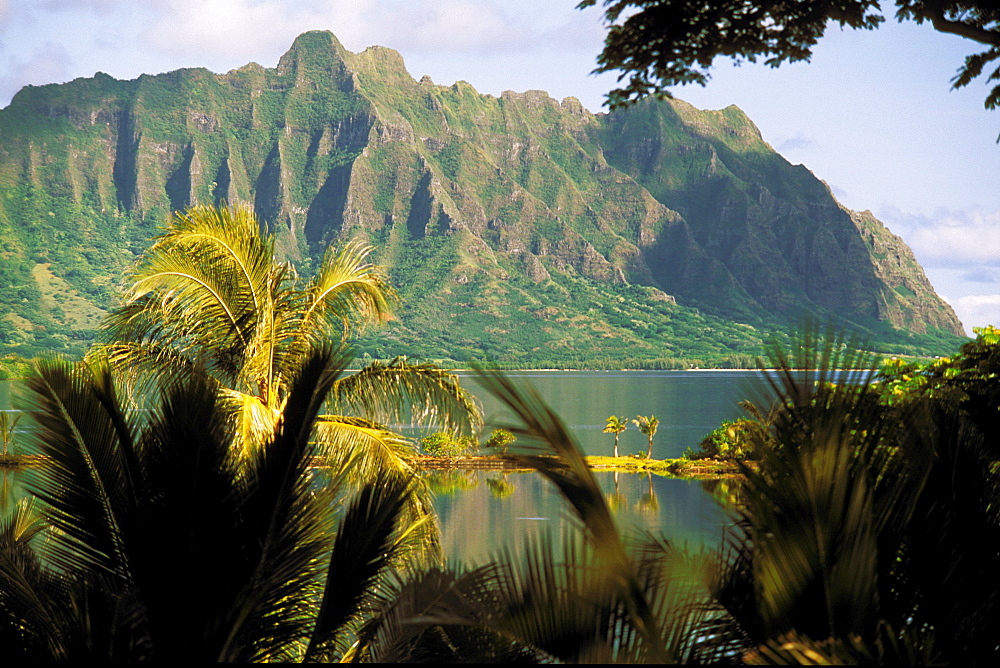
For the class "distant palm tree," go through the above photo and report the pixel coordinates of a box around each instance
[603,415,628,457]
[0,410,18,455]
[351,370,709,663]
[0,349,427,662]
[96,203,481,489]
[632,415,659,458]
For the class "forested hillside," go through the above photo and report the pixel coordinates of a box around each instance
[0,31,964,366]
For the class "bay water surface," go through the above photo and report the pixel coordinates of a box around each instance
[1,370,768,563]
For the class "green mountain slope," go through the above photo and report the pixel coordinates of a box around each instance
[0,31,965,366]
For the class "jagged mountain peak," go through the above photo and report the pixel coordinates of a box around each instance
[0,31,964,363]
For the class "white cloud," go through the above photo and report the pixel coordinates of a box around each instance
[879,207,1000,269]
[0,44,72,102]
[950,294,1000,333]
[396,1,520,52]
[907,209,1000,268]
[138,0,537,65]
[143,0,339,63]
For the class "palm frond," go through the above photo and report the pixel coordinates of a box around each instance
[102,204,277,386]
[329,357,483,436]
[313,415,442,567]
[219,346,345,662]
[17,359,135,582]
[474,367,674,662]
[352,564,542,663]
[116,367,248,662]
[304,472,417,662]
[218,388,280,463]
[300,239,394,344]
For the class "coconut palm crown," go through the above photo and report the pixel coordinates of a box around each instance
[0,349,430,662]
[96,203,481,477]
[603,415,628,458]
[632,415,659,458]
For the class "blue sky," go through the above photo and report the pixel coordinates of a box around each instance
[1,0,997,334]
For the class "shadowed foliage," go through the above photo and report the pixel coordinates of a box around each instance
[0,347,429,662]
[698,326,1000,663]
[580,1,1000,112]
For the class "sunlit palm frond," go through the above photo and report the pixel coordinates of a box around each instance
[0,498,45,545]
[125,252,255,357]
[312,415,442,567]
[135,204,273,321]
[329,358,483,436]
[217,388,280,464]
[221,346,345,662]
[104,204,276,385]
[300,240,394,345]
[313,416,422,481]
[163,204,275,306]
[235,263,303,405]
[88,340,206,416]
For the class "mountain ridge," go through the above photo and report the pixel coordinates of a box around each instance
[0,30,964,365]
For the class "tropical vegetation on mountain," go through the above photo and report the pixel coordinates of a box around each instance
[580,0,1000,111]
[0,31,966,367]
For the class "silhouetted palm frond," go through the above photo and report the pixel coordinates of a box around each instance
[4,346,438,662]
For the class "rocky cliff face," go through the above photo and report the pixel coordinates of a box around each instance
[0,31,964,362]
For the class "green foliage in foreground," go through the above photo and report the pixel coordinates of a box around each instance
[1,349,433,662]
[3,327,998,662]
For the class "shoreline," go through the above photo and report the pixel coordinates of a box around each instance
[1,453,744,480]
[412,454,744,479]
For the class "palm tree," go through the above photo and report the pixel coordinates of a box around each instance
[349,370,711,663]
[632,415,659,459]
[0,349,428,662]
[603,415,628,458]
[96,203,482,482]
[698,327,1000,663]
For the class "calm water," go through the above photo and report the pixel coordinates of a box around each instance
[460,370,769,459]
[428,469,734,565]
[1,371,765,563]
[425,370,766,563]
